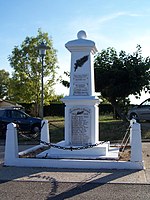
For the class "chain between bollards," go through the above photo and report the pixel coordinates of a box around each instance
[40,140,105,151]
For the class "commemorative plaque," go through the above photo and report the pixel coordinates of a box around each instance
[70,107,91,145]
[73,74,89,96]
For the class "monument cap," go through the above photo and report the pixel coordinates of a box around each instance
[77,30,87,39]
[65,30,97,53]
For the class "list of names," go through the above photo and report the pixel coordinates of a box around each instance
[70,108,91,145]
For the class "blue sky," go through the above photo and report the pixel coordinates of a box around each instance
[0,0,150,103]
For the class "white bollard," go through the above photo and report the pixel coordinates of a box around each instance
[130,122,143,162]
[40,120,50,145]
[130,118,136,145]
[4,123,19,165]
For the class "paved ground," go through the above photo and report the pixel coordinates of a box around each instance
[0,181,150,200]
[0,143,150,199]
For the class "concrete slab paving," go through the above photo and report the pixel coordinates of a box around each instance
[145,169,150,184]
[0,167,147,184]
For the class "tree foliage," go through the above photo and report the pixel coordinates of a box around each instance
[0,69,10,99]
[94,45,150,120]
[8,29,58,110]
[60,71,70,88]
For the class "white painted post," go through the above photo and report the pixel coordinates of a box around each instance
[4,123,18,165]
[40,120,50,144]
[130,118,136,145]
[130,122,143,162]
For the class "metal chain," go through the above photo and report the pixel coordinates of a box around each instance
[120,124,131,152]
[19,131,105,151]
[40,140,105,151]
[18,121,46,140]
[18,120,106,151]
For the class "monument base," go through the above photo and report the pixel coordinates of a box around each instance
[5,121,144,169]
[37,140,119,160]
[62,96,100,146]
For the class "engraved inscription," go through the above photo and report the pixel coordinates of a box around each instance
[70,108,91,145]
[73,74,89,96]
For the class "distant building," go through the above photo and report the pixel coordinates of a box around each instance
[0,99,23,109]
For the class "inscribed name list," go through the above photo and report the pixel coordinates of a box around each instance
[70,108,91,145]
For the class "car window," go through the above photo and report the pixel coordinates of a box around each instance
[141,99,150,106]
[11,110,27,119]
[0,110,11,118]
[6,110,11,118]
[0,110,6,117]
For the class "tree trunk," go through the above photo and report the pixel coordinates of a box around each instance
[110,99,128,122]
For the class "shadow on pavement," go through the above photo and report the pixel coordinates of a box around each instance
[0,165,141,200]
[46,169,140,199]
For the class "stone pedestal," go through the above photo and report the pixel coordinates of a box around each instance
[62,97,99,146]
[61,30,100,146]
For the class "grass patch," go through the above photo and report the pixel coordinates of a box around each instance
[44,115,150,143]
[99,121,129,141]
[100,114,122,123]
[45,116,64,121]
[49,120,64,143]
[141,123,150,139]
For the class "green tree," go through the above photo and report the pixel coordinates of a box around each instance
[60,71,70,88]
[8,29,58,115]
[0,69,10,99]
[94,45,150,121]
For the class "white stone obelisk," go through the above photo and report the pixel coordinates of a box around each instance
[62,30,100,146]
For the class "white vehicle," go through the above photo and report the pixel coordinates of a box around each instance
[128,98,150,122]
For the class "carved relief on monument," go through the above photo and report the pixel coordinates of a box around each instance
[69,107,91,145]
[74,55,89,72]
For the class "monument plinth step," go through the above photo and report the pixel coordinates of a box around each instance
[36,141,119,160]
